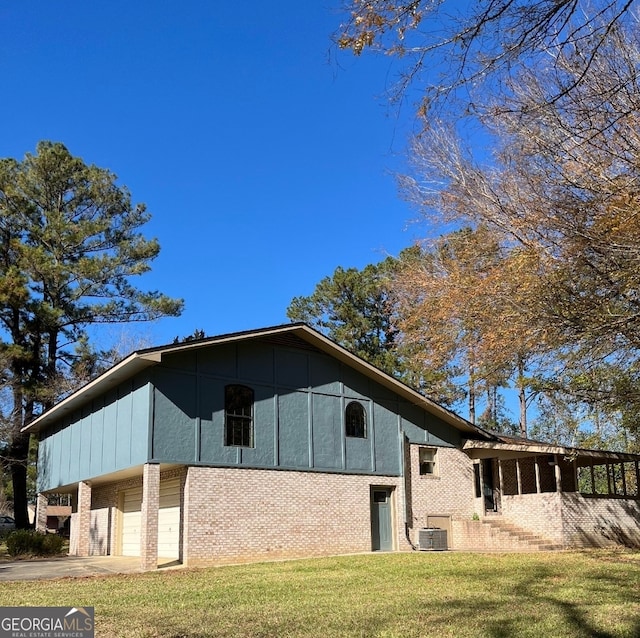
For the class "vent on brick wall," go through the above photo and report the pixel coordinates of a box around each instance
[418,528,448,551]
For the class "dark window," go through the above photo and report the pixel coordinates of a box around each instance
[373,490,388,503]
[224,385,254,447]
[345,401,366,438]
[474,463,482,498]
[419,447,437,475]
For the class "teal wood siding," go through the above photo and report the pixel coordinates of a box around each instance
[310,355,341,395]
[37,337,467,493]
[373,401,401,475]
[345,400,374,473]
[37,376,151,492]
[150,340,461,476]
[311,394,343,470]
[277,390,310,467]
[238,341,273,383]
[240,384,277,467]
[401,402,462,448]
[153,368,197,462]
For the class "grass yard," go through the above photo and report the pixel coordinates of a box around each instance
[0,550,639,637]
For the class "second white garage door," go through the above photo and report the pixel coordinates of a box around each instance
[158,479,180,559]
[121,487,143,557]
[120,479,181,559]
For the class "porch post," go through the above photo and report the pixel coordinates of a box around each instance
[35,493,48,533]
[497,459,504,496]
[515,459,522,495]
[140,463,160,571]
[534,457,541,494]
[553,455,562,493]
[77,481,92,557]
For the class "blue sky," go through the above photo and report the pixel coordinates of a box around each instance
[0,1,424,347]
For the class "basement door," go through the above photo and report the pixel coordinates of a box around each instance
[371,487,394,551]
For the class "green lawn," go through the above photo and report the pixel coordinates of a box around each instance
[0,550,639,637]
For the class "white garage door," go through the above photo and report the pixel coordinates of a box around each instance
[158,479,181,559]
[120,480,181,559]
[121,487,143,557]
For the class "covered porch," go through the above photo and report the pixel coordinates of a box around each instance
[463,437,640,548]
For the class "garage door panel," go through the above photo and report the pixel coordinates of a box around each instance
[120,481,180,559]
[158,479,180,559]
[121,488,142,557]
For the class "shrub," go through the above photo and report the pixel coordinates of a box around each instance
[41,533,66,555]
[6,530,66,557]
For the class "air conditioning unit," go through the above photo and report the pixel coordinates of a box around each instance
[419,527,448,551]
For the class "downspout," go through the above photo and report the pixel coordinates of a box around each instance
[401,433,417,550]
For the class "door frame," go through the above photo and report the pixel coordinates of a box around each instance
[370,486,395,551]
[482,458,501,513]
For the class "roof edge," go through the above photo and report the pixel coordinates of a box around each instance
[463,439,640,462]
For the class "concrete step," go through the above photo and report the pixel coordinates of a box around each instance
[481,518,563,551]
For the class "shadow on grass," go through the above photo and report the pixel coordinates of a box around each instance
[75,552,640,637]
[479,559,640,638]
[346,555,640,638]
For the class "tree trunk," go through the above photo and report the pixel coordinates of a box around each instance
[518,359,527,438]
[468,382,476,424]
[8,431,31,529]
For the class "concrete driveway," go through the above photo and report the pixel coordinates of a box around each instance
[0,556,180,581]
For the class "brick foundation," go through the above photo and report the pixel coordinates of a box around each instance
[65,452,640,563]
[501,491,640,548]
[68,465,407,566]
[183,466,407,566]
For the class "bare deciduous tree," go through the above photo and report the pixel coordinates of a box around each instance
[337,0,638,116]
[397,17,640,433]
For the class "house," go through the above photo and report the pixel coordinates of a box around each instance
[23,324,640,570]
[45,505,72,535]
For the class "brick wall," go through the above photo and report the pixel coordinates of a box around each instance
[183,466,407,566]
[451,519,552,551]
[501,493,565,544]
[140,464,160,570]
[501,491,640,548]
[407,445,477,549]
[67,454,639,561]
[559,493,640,548]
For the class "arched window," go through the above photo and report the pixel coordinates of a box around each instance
[345,401,367,438]
[224,385,254,447]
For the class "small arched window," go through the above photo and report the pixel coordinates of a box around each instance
[345,401,367,438]
[224,385,254,447]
